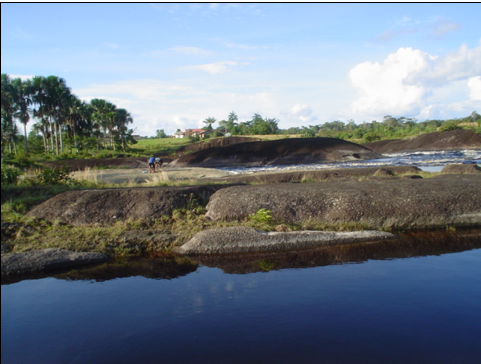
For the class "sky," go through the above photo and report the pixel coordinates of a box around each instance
[1,3,480,137]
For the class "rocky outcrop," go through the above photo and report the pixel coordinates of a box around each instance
[170,137,381,168]
[187,229,481,274]
[363,129,481,154]
[174,227,395,254]
[440,163,481,174]
[26,185,236,225]
[1,248,110,276]
[205,166,422,184]
[205,174,481,229]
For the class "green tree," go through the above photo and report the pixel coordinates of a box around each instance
[156,129,167,138]
[203,116,216,130]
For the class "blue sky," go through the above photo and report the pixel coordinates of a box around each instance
[2,3,480,136]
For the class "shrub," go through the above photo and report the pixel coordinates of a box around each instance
[35,167,75,185]
[1,163,21,185]
[249,208,273,223]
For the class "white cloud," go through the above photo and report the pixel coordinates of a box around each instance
[289,104,316,123]
[349,42,481,120]
[9,74,34,80]
[429,20,460,38]
[468,76,481,101]
[374,17,460,42]
[182,61,244,74]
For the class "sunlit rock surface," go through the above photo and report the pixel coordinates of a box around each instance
[174,227,395,254]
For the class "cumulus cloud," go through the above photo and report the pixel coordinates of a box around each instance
[467,76,481,101]
[349,42,481,120]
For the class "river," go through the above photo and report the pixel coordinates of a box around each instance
[2,231,481,364]
[220,149,481,174]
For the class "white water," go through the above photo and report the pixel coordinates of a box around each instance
[219,150,481,175]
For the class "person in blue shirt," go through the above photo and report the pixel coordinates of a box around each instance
[148,156,155,173]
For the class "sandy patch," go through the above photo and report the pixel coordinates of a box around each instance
[71,166,234,185]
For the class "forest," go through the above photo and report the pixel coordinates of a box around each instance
[1,73,136,157]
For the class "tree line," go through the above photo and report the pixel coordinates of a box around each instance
[1,73,136,156]
[198,112,480,142]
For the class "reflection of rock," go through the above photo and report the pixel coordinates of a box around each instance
[174,227,395,254]
[2,255,197,285]
[189,229,481,274]
[206,174,481,229]
[170,138,380,168]
[1,248,110,277]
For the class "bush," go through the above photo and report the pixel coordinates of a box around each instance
[439,121,461,132]
[249,208,273,223]
[35,167,75,185]
[1,163,22,185]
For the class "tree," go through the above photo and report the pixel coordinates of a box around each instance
[156,129,167,138]
[226,111,238,133]
[1,74,16,156]
[11,78,33,153]
[203,116,216,130]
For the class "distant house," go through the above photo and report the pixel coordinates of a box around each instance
[174,128,213,139]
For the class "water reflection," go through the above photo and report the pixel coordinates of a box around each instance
[3,230,479,285]
[190,229,481,274]
[1,255,198,285]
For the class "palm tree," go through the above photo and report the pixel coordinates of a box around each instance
[11,77,33,152]
[203,116,216,130]
[1,74,15,156]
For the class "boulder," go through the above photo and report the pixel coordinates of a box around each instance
[205,174,481,229]
[1,248,110,276]
[174,226,395,254]
[26,185,235,225]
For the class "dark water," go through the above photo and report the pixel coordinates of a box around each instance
[2,232,481,364]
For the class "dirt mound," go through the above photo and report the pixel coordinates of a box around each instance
[170,137,381,168]
[363,129,481,154]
